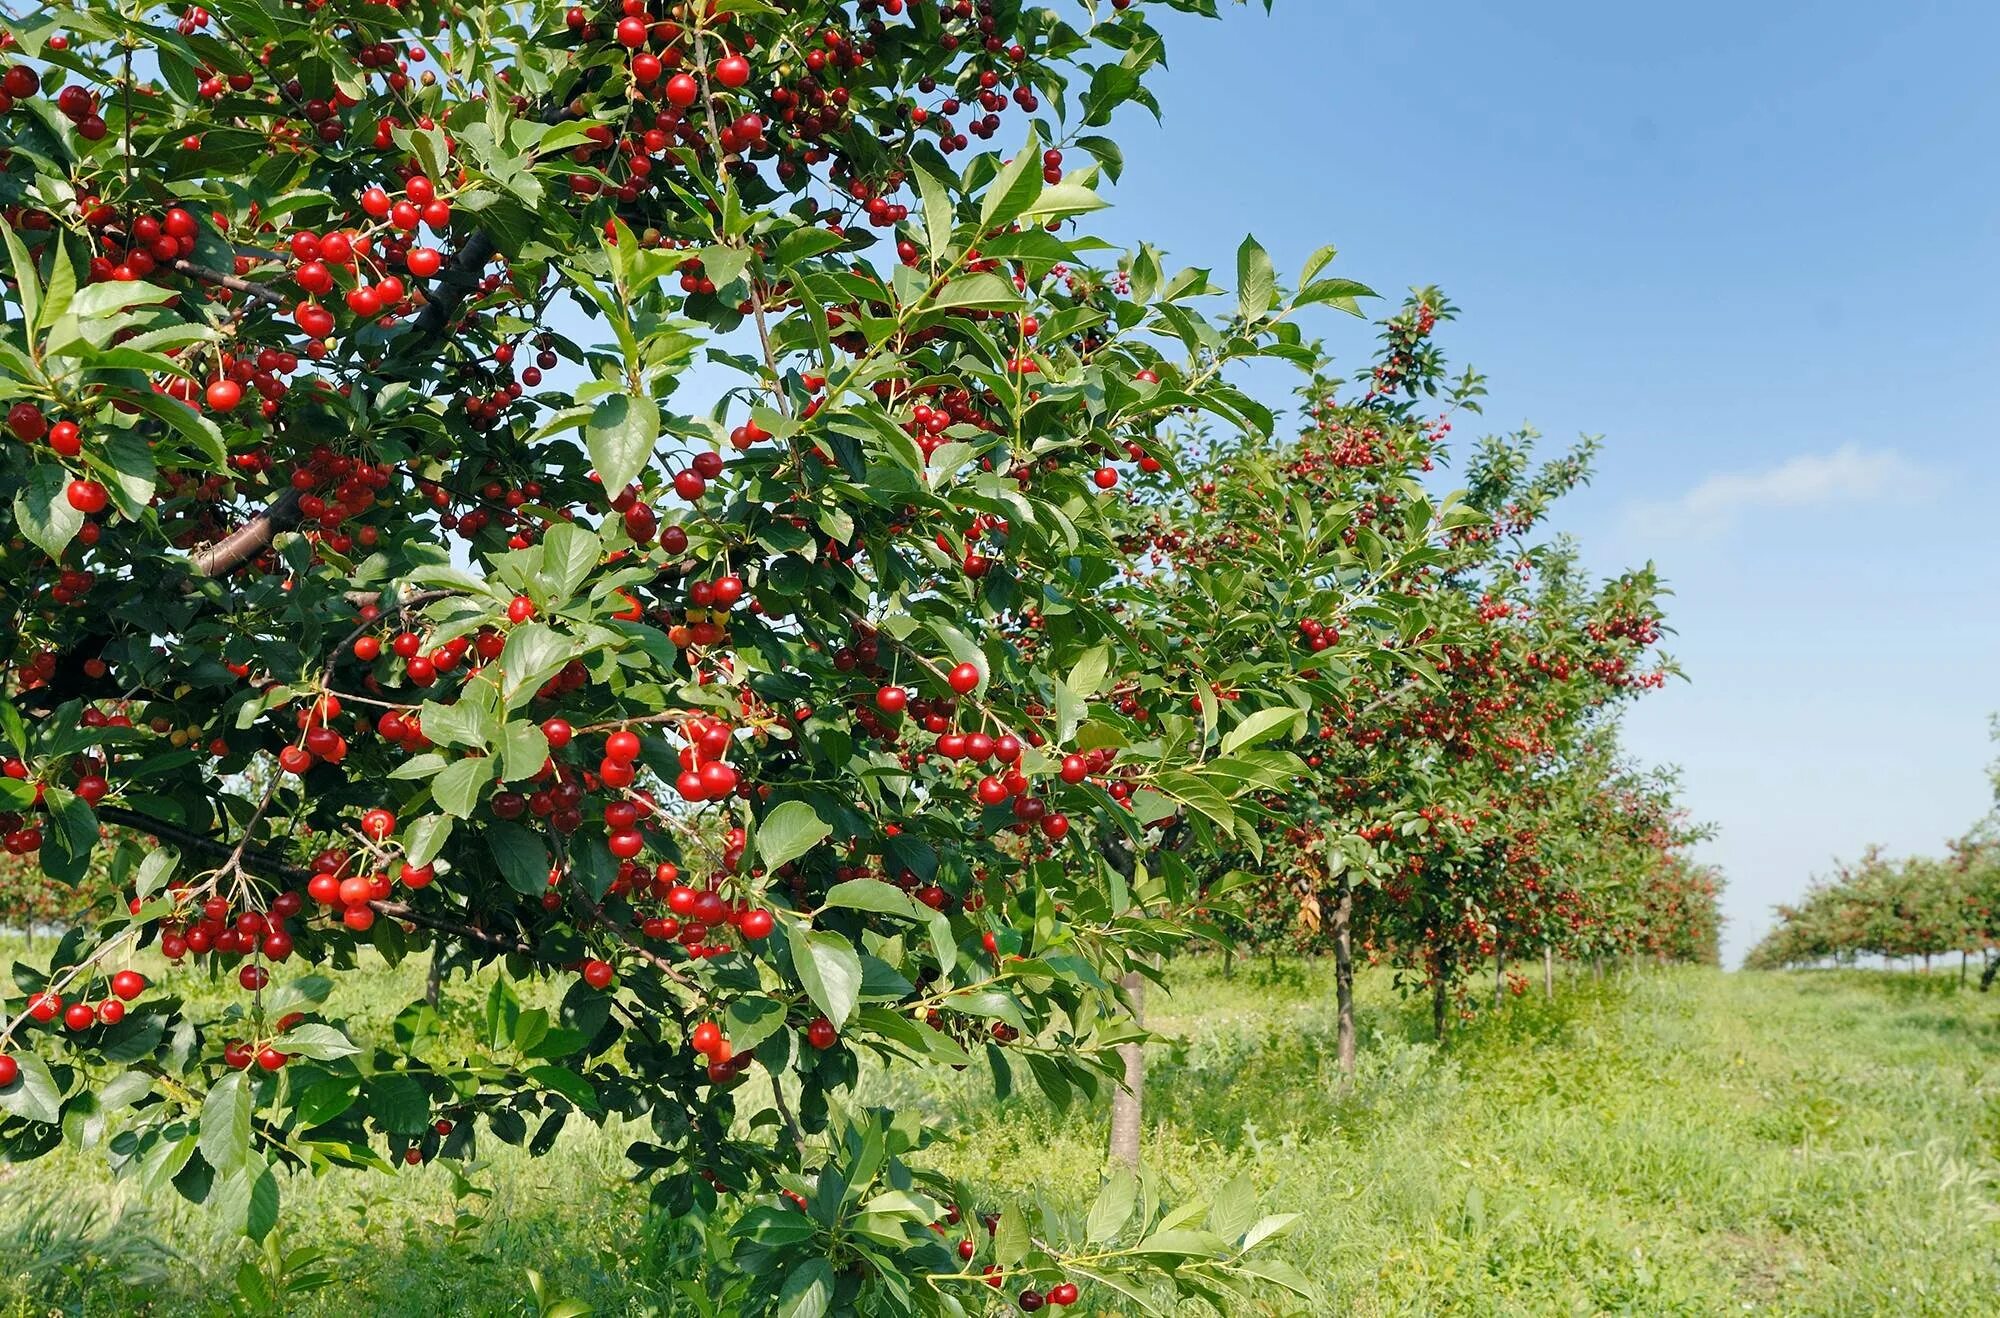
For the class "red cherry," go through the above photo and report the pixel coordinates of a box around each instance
[715,55,751,88]
[665,73,699,107]
[875,686,908,714]
[1092,466,1118,490]
[110,970,146,1000]
[5,402,46,442]
[65,479,109,514]
[605,729,641,762]
[507,595,535,623]
[205,378,243,412]
[806,1017,837,1049]
[740,908,774,940]
[359,807,396,841]
[946,663,981,695]
[690,1020,723,1056]
[582,959,616,989]
[615,15,647,47]
[0,1055,17,1087]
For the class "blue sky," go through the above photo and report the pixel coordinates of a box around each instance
[1090,1,2000,961]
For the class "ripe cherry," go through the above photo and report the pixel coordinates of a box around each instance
[63,1001,96,1031]
[205,379,243,412]
[0,1055,17,1087]
[605,729,641,762]
[65,479,109,514]
[875,686,908,714]
[806,1017,837,1049]
[947,663,981,695]
[715,55,751,88]
[690,1020,722,1056]
[582,959,615,989]
[1092,466,1118,490]
[507,595,536,623]
[110,970,145,1000]
[360,808,397,841]
[740,908,774,940]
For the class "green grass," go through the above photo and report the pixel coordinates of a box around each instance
[0,951,1995,1315]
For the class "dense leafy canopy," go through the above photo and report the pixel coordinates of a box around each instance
[0,0,1713,1309]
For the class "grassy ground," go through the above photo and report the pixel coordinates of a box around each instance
[0,950,1994,1315]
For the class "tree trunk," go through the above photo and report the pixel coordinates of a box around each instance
[425,944,444,1008]
[1961,949,1969,985]
[1923,952,1932,974]
[1108,968,1146,1171]
[1333,875,1355,1077]
[1981,949,1998,992]
[1432,975,1449,1042]
[1222,946,1233,980]
[1543,943,1555,1000]
[1493,950,1504,1007]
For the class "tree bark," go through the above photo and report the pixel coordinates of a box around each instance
[1543,943,1555,1000]
[1493,949,1505,1007]
[1431,974,1449,1042]
[1333,874,1355,1077]
[1981,949,1998,992]
[425,944,445,1008]
[1108,968,1146,1171]
[1961,949,1969,985]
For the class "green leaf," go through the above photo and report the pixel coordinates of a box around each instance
[538,522,600,603]
[212,1155,281,1241]
[274,1024,360,1061]
[992,1204,1030,1267]
[487,821,549,894]
[69,279,175,319]
[914,159,955,257]
[725,996,788,1051]
[498,624,573,708]
[402,812,454,868]
[774,226,846,267]
[1131,1227,1233,1259]
[757,801,832,872]
[13,465,82,559]
[1207,1174,1258,1243]
[499,721,550,783]
[775,1259,833,1318]
[0,1050,63,1125]
[1237,235,1277,322]
[1021,181,1107,222]
[978,127,1043,230]
[585,392,660,497]
[366,1072,429,1134]
[1295,277,1377,314]
[433,757,494,818]
[1220,706,1299,756]
[932,272,1023,312]
[199,1072,252,1175]
[820,878,918,918]
[1066,645,1112,700]
[1088,1167,1139,1243]
[786,926,862,1031]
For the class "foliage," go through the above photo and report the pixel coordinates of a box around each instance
[1747,724,2000,975]
[0,0,1716,1307]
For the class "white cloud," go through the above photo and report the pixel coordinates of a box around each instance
[1625,443,1932,540]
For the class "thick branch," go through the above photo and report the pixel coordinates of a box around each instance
[192,486,305,578]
